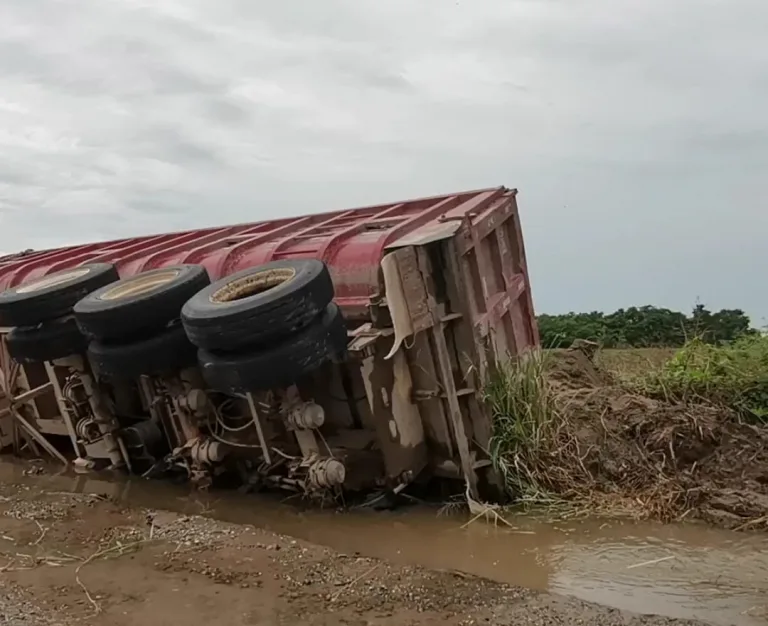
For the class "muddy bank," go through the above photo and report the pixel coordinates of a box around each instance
[0,478,710,626]
[542,348,768,529]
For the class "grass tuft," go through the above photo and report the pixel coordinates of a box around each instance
[483,350,563,505]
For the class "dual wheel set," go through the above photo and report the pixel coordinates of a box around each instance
[0,259,348,393]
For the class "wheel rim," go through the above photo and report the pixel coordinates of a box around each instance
[15,268,91,294]
[99,269,181,301]
[209,268,296,303]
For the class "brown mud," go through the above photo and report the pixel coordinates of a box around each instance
[544,347,768,529]
[3,463,768,625]
[0,478,719,626]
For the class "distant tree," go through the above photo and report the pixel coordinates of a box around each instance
[537,305,755,348]
[688,305,753,343]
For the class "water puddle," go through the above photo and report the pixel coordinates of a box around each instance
[3,463,767,625]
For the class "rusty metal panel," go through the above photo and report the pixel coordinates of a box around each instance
[449,190,538,360]
[389,191,538,496]
[391,247,433,335]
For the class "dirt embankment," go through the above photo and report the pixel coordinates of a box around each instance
[545,347,768,529]
[0,480,707,626]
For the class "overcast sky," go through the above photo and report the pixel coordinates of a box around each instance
[0,0,765,324]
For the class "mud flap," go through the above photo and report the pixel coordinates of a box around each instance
[381,253,413,360]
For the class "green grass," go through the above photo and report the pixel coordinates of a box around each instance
[631,335,768,423]
[483,350,563,504]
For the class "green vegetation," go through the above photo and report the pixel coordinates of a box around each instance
[537,304,754,348]
[633,334,768,424]
[483,322,768,525]
[483,351,564,504]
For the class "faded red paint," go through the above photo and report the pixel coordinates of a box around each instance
[0,187,536,338]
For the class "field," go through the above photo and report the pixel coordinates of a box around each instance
[488,338,768,530]
[595,347,676,377]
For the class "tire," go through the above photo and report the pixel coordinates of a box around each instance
[74,265,210,341]
[181,260,334,352]
[199,303,348,393]
[0,264,119,327]
[87,324,198,380]
[6,317,87,363]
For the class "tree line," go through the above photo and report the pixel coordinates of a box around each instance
[537,305,755,348]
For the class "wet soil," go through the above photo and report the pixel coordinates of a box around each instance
[1,463,767,625]
[0,477,712,626]
[543,348,768,529]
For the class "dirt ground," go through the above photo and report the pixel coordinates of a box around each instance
[543,348,768,529]
[0,478,711,626]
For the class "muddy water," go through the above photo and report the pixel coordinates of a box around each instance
[4,463,767,626]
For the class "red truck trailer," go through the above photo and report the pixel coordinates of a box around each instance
[0,186,537,502]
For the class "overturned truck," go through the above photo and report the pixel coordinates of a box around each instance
[0,187,538,502]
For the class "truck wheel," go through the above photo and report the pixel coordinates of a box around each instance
[198,303,347,393]
[181,260,334,352]
[87,324,198,380]
[6,318,88,363]
[0,263,119,327]
[74,265,210,341]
